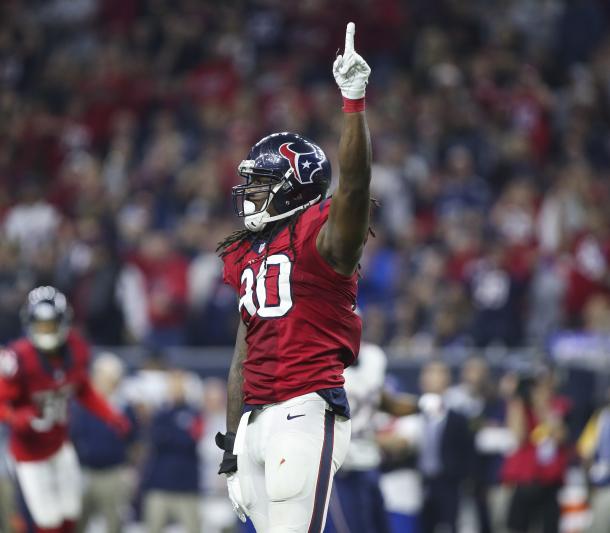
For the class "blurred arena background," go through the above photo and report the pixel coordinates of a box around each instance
[1,0,610,532]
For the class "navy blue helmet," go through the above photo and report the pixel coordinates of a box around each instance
[232,132,331,232]
[21,286,72,352]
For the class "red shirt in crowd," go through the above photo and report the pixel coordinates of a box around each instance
[565,232,610,319]
[130,252,189,329]
[502,396,571,486]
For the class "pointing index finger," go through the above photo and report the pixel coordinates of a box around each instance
[344,22,355,54]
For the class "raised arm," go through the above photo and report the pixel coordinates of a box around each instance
[317,22,372,276]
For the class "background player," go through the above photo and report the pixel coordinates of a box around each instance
[0,286,129,533]
[324,341,418,533]
[215,22,371,533]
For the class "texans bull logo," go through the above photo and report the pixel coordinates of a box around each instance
[279,142,323,184]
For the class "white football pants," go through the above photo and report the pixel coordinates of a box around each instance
[15,442,82,528]
[236,392,350,533]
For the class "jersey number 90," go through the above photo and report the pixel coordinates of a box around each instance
[239,254,293,319]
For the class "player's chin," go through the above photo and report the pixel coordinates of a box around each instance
[246,196,268,209]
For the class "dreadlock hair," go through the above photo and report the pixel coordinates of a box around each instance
[216,198,380,265]
[216,210,304,264]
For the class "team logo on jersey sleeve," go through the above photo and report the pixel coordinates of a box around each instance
[0,349,17,378]
[279,143,323,184]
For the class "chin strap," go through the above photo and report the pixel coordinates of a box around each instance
[245,195,322,232]
[244,178,285,232]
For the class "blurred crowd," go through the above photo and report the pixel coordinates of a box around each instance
[2,353,610,533]
[1,0,610,350]
[374,357,605,533]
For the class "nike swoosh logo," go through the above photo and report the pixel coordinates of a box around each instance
[287,413,306,420]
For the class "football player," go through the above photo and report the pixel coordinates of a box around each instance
[0,286,129,533]
[215,22,372,533]
[325,342,417,533]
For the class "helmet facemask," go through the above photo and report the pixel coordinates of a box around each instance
[232,160,286,232]
[22,287,72,353]
[30,316,69,352]
[233,161,320,232]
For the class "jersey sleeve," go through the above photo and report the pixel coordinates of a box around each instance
[75,377,119,424]
[0,347,22,404]
[67,331,113,422]
[0,346,37,430]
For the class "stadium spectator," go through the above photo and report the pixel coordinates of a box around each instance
[581,293,610,334]
[128,232,189,348]
[3,182,61,262]
[467,239,527,347]
[198,378,235,533]
[70,352,137,533]
[577,386,610,533]
[141,369,203,533]
[526,257,566,345]
[436,145,490,220]
[445,357,513,533]
[501,367,571,533]
[564,207,610,326]
[186,222,238,346]
[0,241,31,344]
[417,361,472,533]
[0,423,17,533]
[56,217,125,346]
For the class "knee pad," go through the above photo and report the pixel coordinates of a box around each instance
[265,432,315,502]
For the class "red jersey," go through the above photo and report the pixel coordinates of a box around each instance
[0,330,118,461]
[501,397,571,485]
[566,232,610,318]
[222,199,361,405]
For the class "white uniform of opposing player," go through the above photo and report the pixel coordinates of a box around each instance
[341,343,387,471]
[325,343,388,533]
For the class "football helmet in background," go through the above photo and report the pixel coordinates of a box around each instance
[233,132,331,232]
[21,286,72,352]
